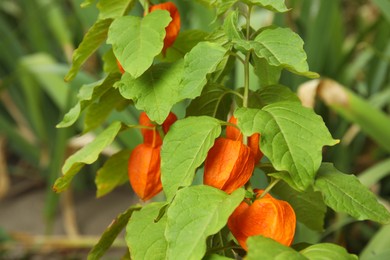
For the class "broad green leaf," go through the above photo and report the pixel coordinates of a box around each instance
[53,121,122,193]
[236,85,300,108]
[300,243,358,260]
[204,255,234,260]
[95,149,131,198]
[66,19,112,81]
[84,87,129,132]
[179,42,227,100]
[88,205,141,260]
[272,181,326,231]
[97,0,135,19]
[242,0,289,12]
[57,73,121,128]
[161,116,221,200]
[253,56,282,87]
[235,103,338,190]
[314,163,390,224]
[234,28,318,78]
[126,202,168,260]
[81,0,96,8]
[246,236,306,260]
[166,186,245,260]
[223,10,244,41]
[117,61,183,124]
[162,30,209,62]
[107,11,171,78]
[186,84,232,120]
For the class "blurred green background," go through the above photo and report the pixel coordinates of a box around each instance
[0,0,389,259]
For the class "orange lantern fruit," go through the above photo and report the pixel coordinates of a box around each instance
[128,144,162,201]
[226,116,263,163]
[149,2,180,54]
[204,138,255,194]
[227,189,296,251]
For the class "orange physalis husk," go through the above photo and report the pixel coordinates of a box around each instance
[116,59,125,74]
[139,112,177,147]
[226,116,263,163]
[204,138,255,194]
[227,189,296,251]
[128,144,162,201]
[149,2,180,54]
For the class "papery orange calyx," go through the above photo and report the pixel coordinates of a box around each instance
[204,138,255,194]
[128,144,162,201]
[149,2,180,54]
[139,112,177,147]
[227,189,296,251]
[226,116,263,163]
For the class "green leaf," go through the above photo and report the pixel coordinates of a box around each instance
[246,236,306,260]
[161,116,222,200]
[66,19,112,82]
[216,0,237,16]
[107,11,171,78]
[166,186,245,260]
[272,181,326,231]
[236,85,300,109]
[162,30,210,62]
[186,84,232,120]
[84,87,129,132]
[97,0,135,19]
[235,103,338,190]
[126,202,168,260]
[88,205,141,260]
[223,10,244,41]
[204,255,234,260]
[234,28,319,78]
[95,149,130,198]
[253,56,282,87]
[53,121,122,193]
[314,163,390,224]
[57,73,121,128]
[241,0,289,12]
[117,61,183,124]
[179,42,227,100]
[300,243,358,260]
[80,0,96,8]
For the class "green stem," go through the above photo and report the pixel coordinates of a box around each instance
[258,178,281,199]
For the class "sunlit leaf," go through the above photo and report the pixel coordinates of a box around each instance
[117,61,183,124]
[179,42,227,99]
[53,121,122,192]
[314,163,390,224]
[234,28,318,78]
[166,186,245,260]
[161,116,221,200]
[242,0,289,12]
[66,19,112,81]
[97,0,135,19]
[57,73,121,128]
[246,236,306,260]
[107,11,171,78]
[235,103,338,190]
[300,243,358,260]
[126,203,168,260]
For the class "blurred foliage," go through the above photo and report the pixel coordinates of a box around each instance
[0,0,389,258]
